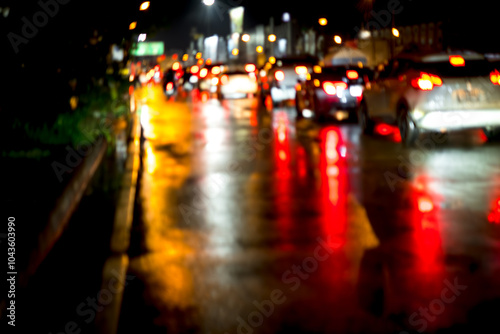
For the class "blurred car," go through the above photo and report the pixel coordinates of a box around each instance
[295,65,372,122]
[360,50,500,144]
[217,64,259,99]
[263,56,318,106]
[198,63,224,94]
[161,68,177,97]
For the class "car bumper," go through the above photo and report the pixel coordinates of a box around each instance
[413,109,500,131]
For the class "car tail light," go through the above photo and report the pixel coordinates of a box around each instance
[295,66,308,75]
[490,69,500,85]
[199,68,208,78]
[211,66,221,75]
[190,65,199,74]
[166,82,173,91]
[346,70,359,80]
[220,74,229,85]
[411,72,442,91]
[275,70,285,81]
[245,63,256,72]
[449,55,465,67]
[322,81,347,96]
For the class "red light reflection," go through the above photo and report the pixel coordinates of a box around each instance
[418,196,434,213]
[397,176,446,319]
[272,111,293,248]
[488,197,500,224]
[374,123,401,142]
[319,127,348,248]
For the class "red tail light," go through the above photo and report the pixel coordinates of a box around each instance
[220,74,229,85]
[490,69,500,85]
[166,82,173,91]
[346,70,359,80]
[449,55,465,67]
[275,70,285,81]
[199,68,208,78]
[322,81,348,96]
[295,66,308,75]
[411,72,443,91]
[211,66,221,75]
[245,63,256,73]
[190,65,199,74]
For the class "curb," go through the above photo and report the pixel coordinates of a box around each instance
[95,110,142,334]
[18,138,108,288]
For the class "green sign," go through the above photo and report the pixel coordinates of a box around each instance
[131,42,164,56]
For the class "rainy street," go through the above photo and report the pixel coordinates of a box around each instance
[117,86,500,334]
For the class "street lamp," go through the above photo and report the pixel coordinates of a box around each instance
[334,35,342,44]
[129,21,137,30]
[232,48,239,56]
[256,46,263,53]
[318,18,327,26]
[202,0,215,6]
[241,34,250,42]
[139,1,150,11]
[268,34,276,42]
[392,28,400,38]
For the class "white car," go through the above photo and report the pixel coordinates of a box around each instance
[359,50,500,144]
[218,68,259,99]
[264,57,318,106]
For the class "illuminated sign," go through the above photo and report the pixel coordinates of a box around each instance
[131,42,164,56]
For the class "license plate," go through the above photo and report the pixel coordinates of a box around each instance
[453,88,484,103]
[330,110,349,120]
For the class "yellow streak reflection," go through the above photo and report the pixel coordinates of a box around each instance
[130,86,197,320]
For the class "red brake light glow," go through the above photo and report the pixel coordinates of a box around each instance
[346,70,359,80]
[322,81,348,96]
[190,65,199,74]
[275,70,285,81]
[221,74,229,85]
[490,69,500,85]
[166,82,173,91]
[449,55,465,67]
[245,63,256,72]
[295,66,308,75]
[411,72,443,91]
[211,66,221,75]
[418,196,434,213]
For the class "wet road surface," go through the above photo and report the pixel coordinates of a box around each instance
[118,86,500,334]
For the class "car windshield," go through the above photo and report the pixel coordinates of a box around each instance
[418,59,494,78]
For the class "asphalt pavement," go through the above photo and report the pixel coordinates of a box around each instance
[117,86,500,334]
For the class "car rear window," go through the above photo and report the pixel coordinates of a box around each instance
[417,60,493,78]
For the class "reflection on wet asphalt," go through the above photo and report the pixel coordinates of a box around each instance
[118,86,500,334]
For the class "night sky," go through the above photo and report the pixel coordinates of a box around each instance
[0,0,498,65]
